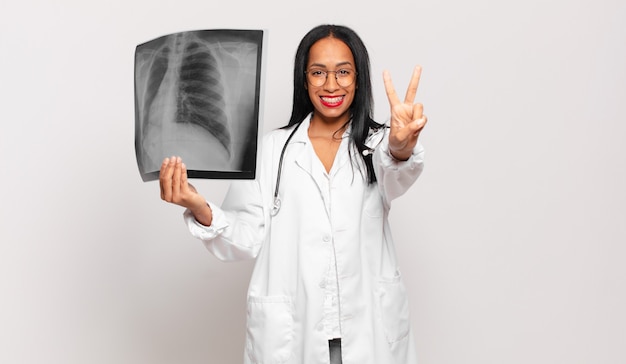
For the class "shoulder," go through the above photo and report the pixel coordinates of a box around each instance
[260,114,310,154]
[261,126,293,152]
[257,125,303,164]
[264,126,296,141]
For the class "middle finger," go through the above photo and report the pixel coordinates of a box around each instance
[403,65,422,104]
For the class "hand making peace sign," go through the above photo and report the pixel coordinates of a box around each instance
[383,65,428,161]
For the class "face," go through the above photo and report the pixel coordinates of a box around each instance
[306,37,357,125]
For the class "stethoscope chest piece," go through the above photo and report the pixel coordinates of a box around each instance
[271,196,281,216]
[271,122,302,217]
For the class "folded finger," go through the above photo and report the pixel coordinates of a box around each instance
[413,115,427,134]
[413,103,423,120]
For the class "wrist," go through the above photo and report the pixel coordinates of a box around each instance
[388,146,411,161]
[189,201,213,226]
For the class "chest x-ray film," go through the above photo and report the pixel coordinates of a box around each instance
[135,29,264,181]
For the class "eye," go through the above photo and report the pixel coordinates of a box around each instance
[309,69,326,77]
[337,69,352,76]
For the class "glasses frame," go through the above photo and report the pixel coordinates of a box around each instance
[305,68,358,87]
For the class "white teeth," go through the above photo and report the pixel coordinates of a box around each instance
[321,96,343,103]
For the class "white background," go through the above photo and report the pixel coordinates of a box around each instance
[1,0,625,363]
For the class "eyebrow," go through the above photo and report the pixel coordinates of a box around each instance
[308,61,354,69]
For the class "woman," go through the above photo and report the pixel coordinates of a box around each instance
[159,24,428,364]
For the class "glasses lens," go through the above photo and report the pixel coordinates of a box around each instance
[307,69,356,87]
[336,69,355,87]
[307,69,326,87]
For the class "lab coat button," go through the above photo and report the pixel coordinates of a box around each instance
[322,234,331,242]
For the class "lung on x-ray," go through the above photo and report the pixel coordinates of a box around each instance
[134,29,264,181]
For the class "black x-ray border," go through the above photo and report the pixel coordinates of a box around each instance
[141,169,255,181]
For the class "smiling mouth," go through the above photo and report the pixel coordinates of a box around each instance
[320,96,344,107]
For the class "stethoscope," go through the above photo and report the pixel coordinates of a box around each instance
[270,121,388,217]
[270,121,303,216]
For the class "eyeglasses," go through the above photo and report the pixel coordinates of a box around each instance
[305,68,357,87]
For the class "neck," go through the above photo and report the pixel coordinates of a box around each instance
[309,113,350,138]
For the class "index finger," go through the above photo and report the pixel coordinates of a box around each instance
[383,69,401,106]
[403,65,422,104]
[159,157,174,200]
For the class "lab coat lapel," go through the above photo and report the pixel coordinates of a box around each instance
[331,128,352,176]
[290,116,333,220]
[292,116,354,179]
[291,116,314,178]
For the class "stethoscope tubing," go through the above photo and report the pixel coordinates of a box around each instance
[271,121,303,216]
[270,120,386,217]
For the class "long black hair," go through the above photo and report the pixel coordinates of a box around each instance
[285,24,383,184]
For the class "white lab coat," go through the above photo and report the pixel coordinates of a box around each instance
[184,115,424,364]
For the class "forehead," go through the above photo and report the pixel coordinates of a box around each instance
[307,37,355,67]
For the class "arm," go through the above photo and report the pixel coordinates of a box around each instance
[159,156,266,261]
[373,134,425,205]
[160,156,213,226]
[183,179,266,261]
[375,65,428,204]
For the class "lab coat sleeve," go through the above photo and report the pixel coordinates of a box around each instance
[372,134,425,206]
[183,177,266,261]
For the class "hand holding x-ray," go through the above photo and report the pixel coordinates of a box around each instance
[159,156,213,226]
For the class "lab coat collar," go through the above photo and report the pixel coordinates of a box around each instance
[288,113,353,145]
[290,114,353,177]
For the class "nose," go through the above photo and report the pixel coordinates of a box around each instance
[323,71,340,91]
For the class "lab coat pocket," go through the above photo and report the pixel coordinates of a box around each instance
[246,295,294,364]
[378,272,411,343]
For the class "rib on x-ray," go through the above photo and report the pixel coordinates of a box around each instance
[134,29,264,181]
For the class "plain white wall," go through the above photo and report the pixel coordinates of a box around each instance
[1,0,625,363]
